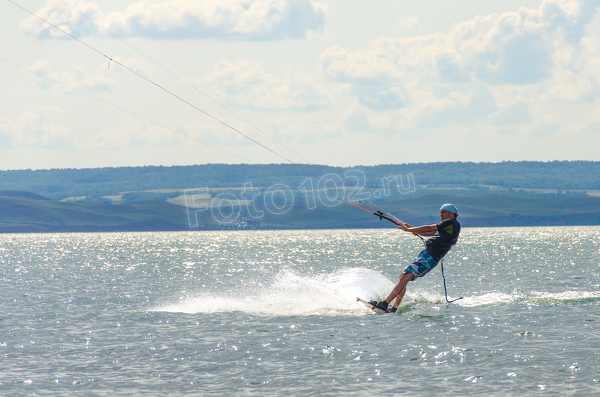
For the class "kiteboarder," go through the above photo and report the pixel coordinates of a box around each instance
[370,203,461,313]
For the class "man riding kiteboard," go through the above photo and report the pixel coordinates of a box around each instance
[370,203,461,313]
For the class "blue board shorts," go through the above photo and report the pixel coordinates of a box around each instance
[403,250,438,279]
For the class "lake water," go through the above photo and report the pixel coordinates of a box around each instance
[1,227,599,396]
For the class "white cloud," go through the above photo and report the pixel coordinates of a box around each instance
[108,57,155,75]
[321,40,431,83]
[0,108,75,150]
[20,0,101,39]
[354,83,408,111]
[21,0,326,41]
[320,0,600,133]
[30,60,115,93]
[319,42,418,110]
[0,117,15,148]
[7,0,600,167]
[194,60,331,110]
[106,0,325,40]
[322,0,599,87]
[543,36,600,102]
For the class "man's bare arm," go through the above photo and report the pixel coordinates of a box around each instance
[399,223,437,236]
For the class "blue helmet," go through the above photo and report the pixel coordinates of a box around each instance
[440,203,459,216]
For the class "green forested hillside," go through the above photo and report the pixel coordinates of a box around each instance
[0,161,598,201]
[2,192,600,233]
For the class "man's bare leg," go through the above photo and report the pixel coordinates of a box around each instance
[384,272,414,304]
[392,286,406,308]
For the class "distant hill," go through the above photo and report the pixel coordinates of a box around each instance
[0,190,51,200]
[0,194,189,233]
[1,192,600,233]
[0,161,599,202]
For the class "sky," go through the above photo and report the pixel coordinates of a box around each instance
[1,0,600,170]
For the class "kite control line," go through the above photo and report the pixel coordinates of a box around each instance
[440,259,463,303]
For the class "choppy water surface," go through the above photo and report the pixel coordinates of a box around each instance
[1,227,599,396]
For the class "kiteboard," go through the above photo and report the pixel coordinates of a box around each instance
[356,297,386,314]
